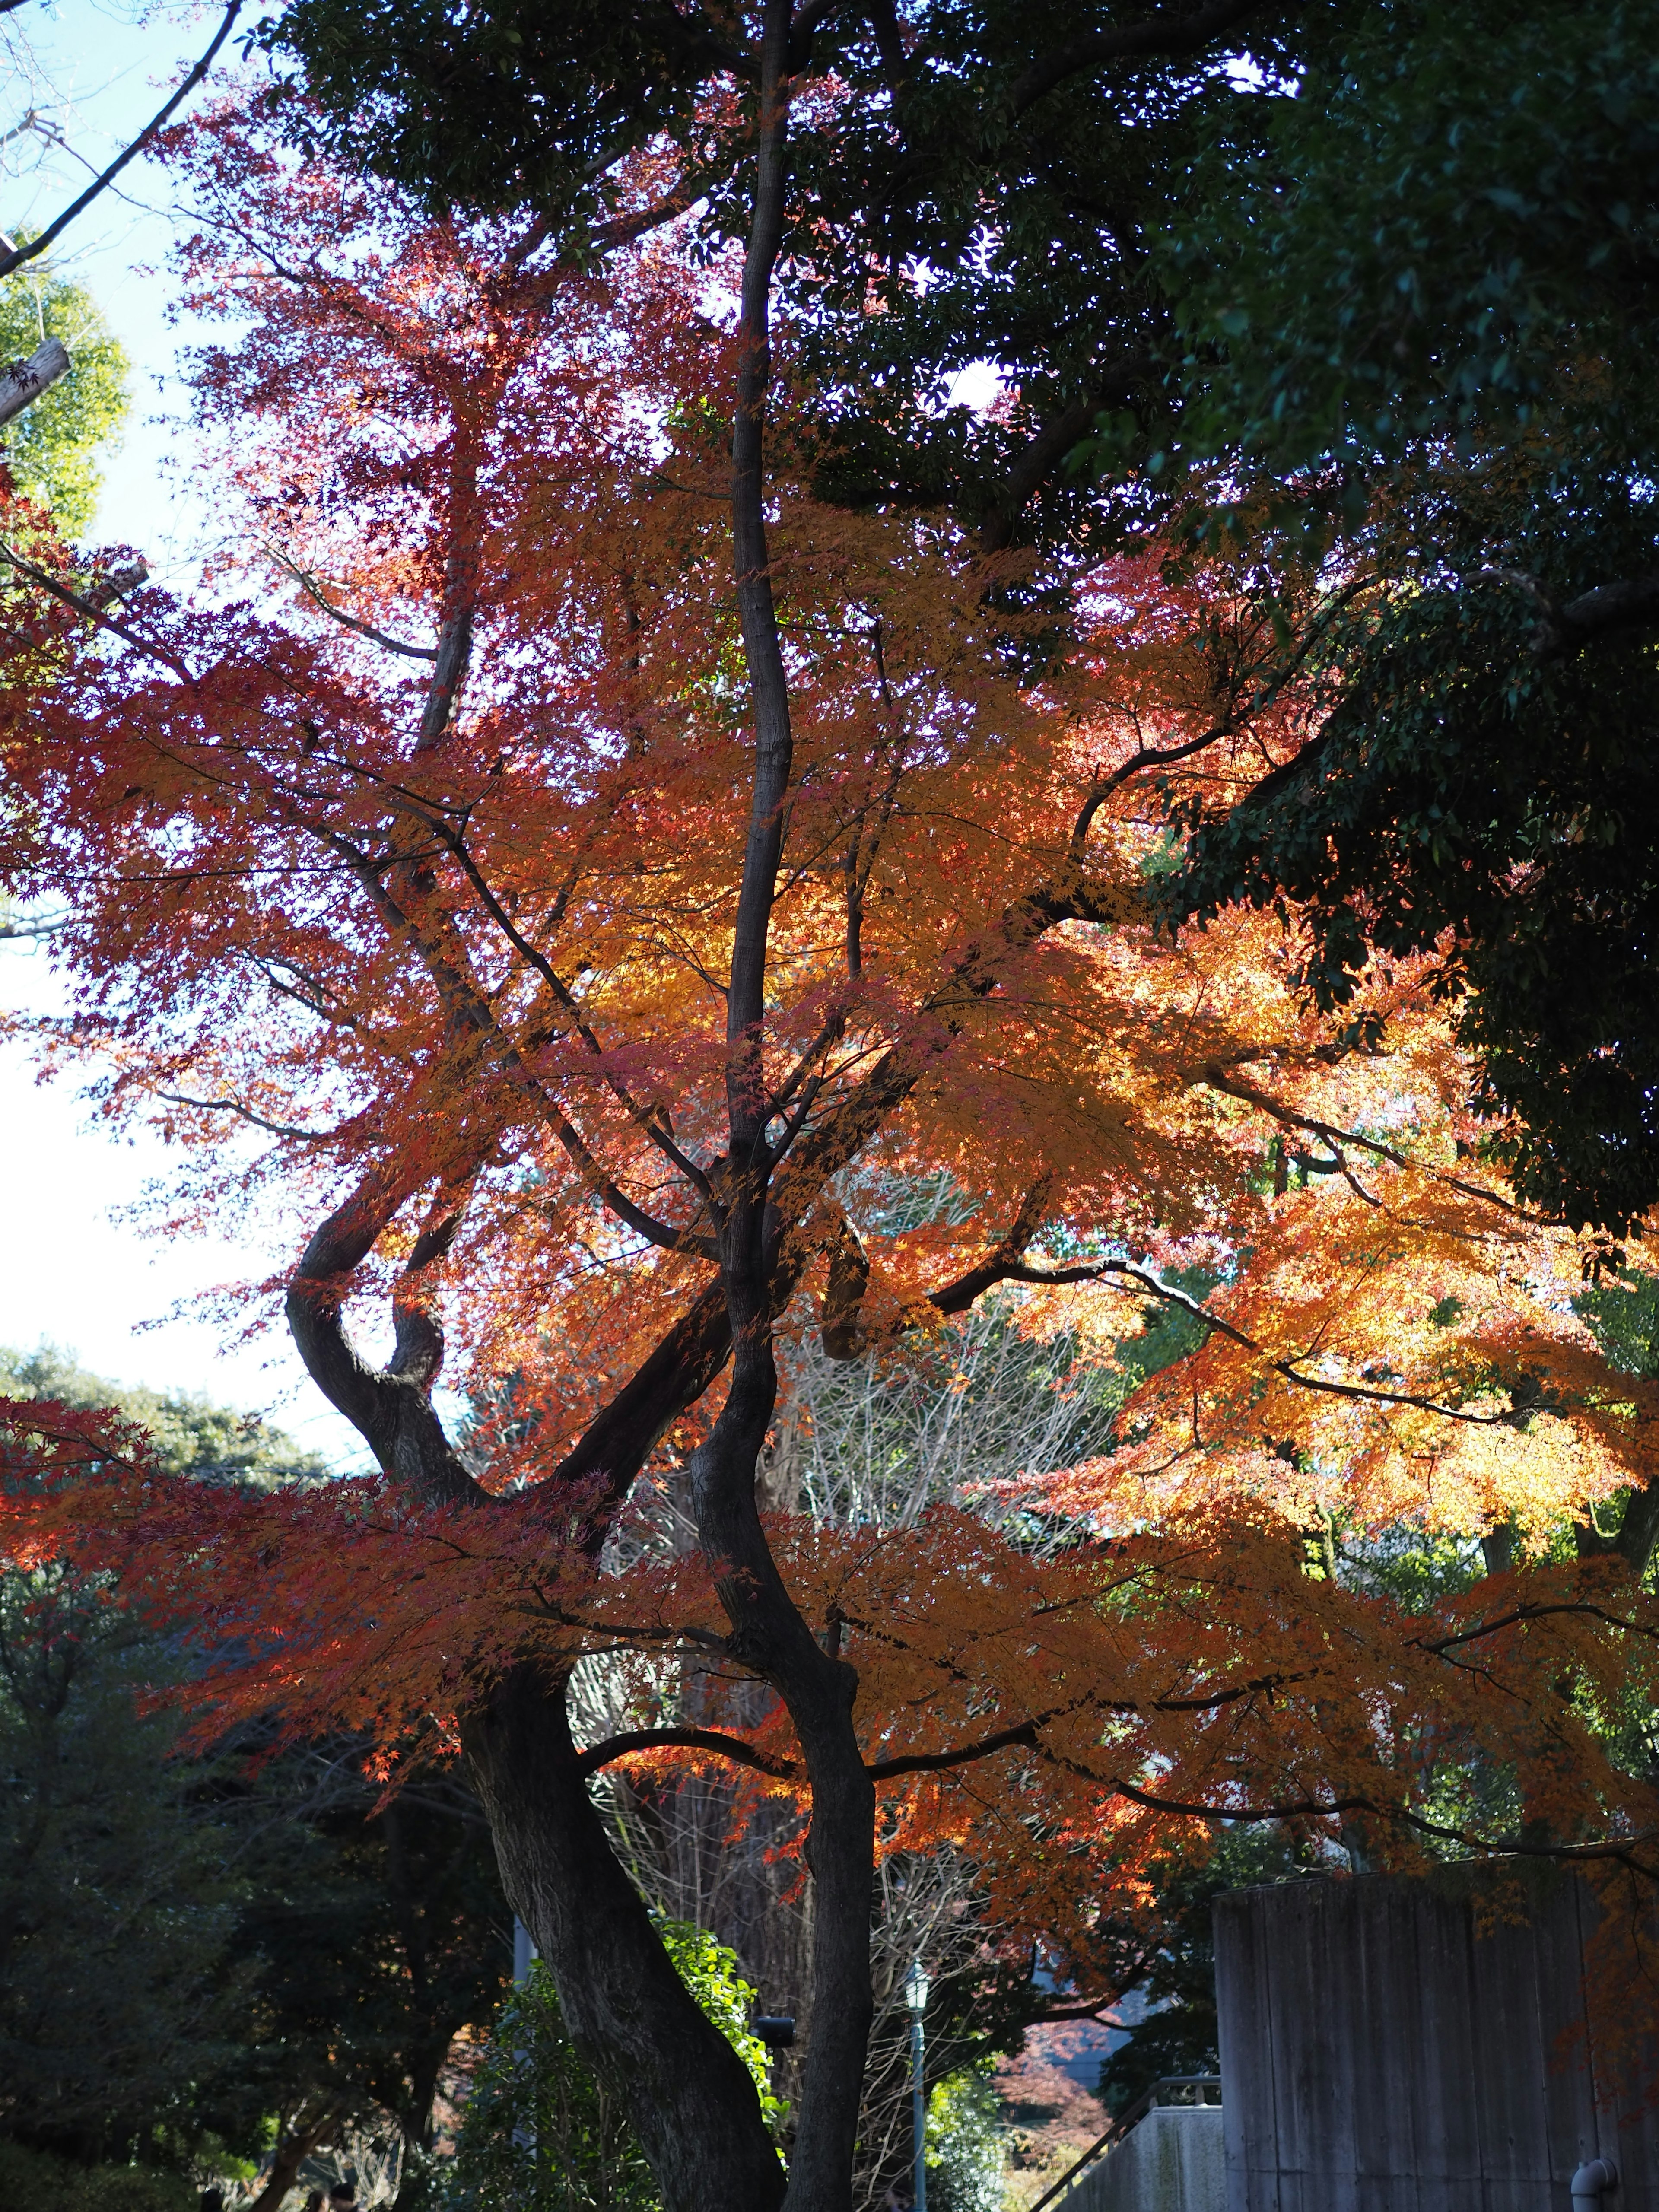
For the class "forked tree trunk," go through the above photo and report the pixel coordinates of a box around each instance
[282,9,883,2203]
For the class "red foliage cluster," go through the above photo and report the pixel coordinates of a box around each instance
[1,92,1657,2067]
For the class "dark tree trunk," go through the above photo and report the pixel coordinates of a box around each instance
[246,2103,343,2212]
[461,1663,787,2212]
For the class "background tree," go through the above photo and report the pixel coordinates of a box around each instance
[1153,0,1659,1232]
[219,1745,510,2209]
[0,1354,509,2208]
[1093,1830,1305,2117]
[0,1348,321,2171]
[0,253,127,535]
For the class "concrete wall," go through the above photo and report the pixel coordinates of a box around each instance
[1213,1867,1659,2212]
[1064,2106,1227,2212]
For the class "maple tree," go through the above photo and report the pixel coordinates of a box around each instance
[2,36,1659,2212]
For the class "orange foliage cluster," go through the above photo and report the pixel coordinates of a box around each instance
[1,95,1657,2008]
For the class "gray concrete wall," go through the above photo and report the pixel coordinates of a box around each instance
[1063,2105,1227,2212]
[1214,1867,1659,2212]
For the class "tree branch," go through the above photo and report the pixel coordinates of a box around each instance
[1009,0,1278,118]
[1096,1259,1534,1427]
[979,369,1147,554]
[153,1088,347,1143]
[0,2,245,280]
[285,1161,487,1508]
[0,540,192,680]
[575,1726,800,1781]
[264,545,437,660]
[0,337,68,429]
[1491,566,1659,657]
[867,1720,1039,1779]
[1102,1769,1659,1870]
[929,1175,1054,1314]
[1199,1059,1532,1220]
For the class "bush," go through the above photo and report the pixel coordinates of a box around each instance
[0,2142,197,2212]
[926,2062,1006,2212]
[446,1920,781,2210]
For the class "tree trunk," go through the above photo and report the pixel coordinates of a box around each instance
[280,8,884,2199]
[461,1662,787,2212]
[246,2104,343,2212]
[685,1333,876,2212]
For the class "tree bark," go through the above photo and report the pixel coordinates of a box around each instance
[461,1663,787,2211]
[246,2101,345,2212]
[0,339,69,429]
[686,1331,876,2212]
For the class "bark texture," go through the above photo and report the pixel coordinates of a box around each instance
[463,1666,787,2212]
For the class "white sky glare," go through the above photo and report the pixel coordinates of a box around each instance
[0,1,369,1464]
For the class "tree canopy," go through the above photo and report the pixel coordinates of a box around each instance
[0,10,1657,2211]
[1154,0,1659,1230]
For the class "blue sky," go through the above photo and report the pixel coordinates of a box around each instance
[0,0,370,1463]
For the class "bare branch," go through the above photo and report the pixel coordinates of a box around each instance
[1488,566,1659,656]
[0,2,245,280]
[868,1720,1039,1780]
[264,545,438,660]
[0,540,193,680]
[575,1726,800,1782]
[0,337,68,428]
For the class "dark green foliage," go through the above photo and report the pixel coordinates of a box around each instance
[0,1555,246,2162]
[447,1929,776,2211]
[0,2141,196,2212]
[211,1756,510,2163]
[0,1348,505,2186]
[262,1,731,228]
[0,1346,321,2164]
[1578,1267,1659,1382]
[1172,540,1659,1230]
[0,1343,330,1488]
[262,0,1329,553]
[1162,0,1659,473]
[1152,0,1659,1231]
[1095,1831,1308,2117]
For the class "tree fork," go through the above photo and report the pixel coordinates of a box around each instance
[285,1192,789,2208]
